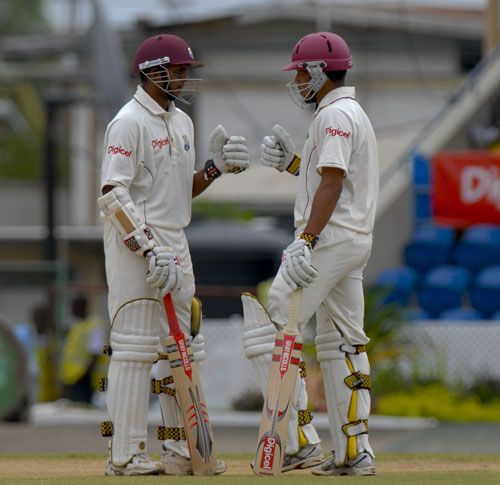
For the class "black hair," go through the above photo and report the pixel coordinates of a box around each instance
[325,70,347,82]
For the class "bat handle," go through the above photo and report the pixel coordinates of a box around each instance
[163,293,182,338]
[287,289,302,335]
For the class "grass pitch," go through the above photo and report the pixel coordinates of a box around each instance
[0,453,499,484]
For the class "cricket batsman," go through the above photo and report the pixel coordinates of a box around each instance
[97,33,249,476]
[243,31,378,476]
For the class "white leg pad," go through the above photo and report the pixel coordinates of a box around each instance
[107,299,160,466]
[156,358,190,458]
[242,293,320,455]
[315,328,374,466]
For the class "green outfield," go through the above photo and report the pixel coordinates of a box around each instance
[0,453,499,484]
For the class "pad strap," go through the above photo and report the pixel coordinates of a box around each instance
[344,371,371,390]
[151,376,176,396]
[101,421,114,437]
[340,344,367,354]
[98,377,107,392]
[298,409,313,426]
[299,360,306,378]
[157,426,186,441]
[342,419,368,437]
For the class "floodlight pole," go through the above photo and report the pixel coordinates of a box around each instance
[44,99,57,261]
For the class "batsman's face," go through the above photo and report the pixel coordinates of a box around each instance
[167,65,189,93]
[294,70,311,98]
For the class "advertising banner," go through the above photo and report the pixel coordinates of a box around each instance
[433,151,500,227]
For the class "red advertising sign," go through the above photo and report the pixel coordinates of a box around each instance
[433,151,500,227]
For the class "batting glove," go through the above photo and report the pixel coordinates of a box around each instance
[146,246,183,295]
[261,124,301,175]
[279,238,318,290]
[205,125,249,179]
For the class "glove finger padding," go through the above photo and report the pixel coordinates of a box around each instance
[272,124,296,155]
[263,135,278,149]
[285,257,314,288]
[146,256,170,288]
[262,144,284,160]
[158,258,183,295]
[280,262,299,290]
[208,124,229,153]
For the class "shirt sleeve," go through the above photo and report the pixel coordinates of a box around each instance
[315,107,354,177]
[100,116,140,191]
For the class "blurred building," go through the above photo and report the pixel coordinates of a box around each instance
[0,0,491,319]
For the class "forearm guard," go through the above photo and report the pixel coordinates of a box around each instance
[98,186,156,256]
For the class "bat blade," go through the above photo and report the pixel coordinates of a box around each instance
[254,290,303,476]
[165,334,217,475]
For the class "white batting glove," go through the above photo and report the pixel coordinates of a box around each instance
[261,124,300,175]
[146,246,183,295]
[279,238,318,290]
[208,124,249,174]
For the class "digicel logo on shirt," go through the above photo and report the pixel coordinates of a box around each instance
[151,137,170,150]
[325,127,351,139]
[107,145,132,157]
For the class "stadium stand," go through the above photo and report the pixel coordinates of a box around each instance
[453,225,500,272]
[374,267,419,305]
[469,265,500,317]
[417,265,471,318]
[404,224,455,274]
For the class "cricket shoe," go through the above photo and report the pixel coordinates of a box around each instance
[282,443,325,472]
[250,443,324,473]
[161,447,226,475]
[312,450,376,476]
[105,453,163,476]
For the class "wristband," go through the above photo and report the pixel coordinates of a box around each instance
[203,159,222,181]
[300,232,319,249]
[286,154,301,176]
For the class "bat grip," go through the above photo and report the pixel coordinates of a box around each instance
[163,293,182,338]
[287,289,302,335]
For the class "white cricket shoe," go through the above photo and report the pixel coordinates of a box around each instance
[312,450,376,476]
[104,453,163,476]
[250,443,324,474]
[282,443,325,472]
[161,447,226,475]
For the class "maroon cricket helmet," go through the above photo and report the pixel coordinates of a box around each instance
[282,32,353,72]
[133,34,204,75]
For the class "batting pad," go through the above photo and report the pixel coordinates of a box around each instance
[155,358,191,459]
[242,293,320,455]
[107,299,160,466]
[315,328,374,465]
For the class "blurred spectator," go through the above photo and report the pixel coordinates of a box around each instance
[32,304,60,402]
[59,296,107,404]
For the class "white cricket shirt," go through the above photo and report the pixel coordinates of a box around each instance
[295,87,379,235]
[101,85,195,230]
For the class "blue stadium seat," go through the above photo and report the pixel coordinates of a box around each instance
[491,309,500,322]
[418,265,470,318]
[470,265,500,317]
[438,307,482,321]
[453,225,500,272]
[404,307,430,322]
[404,224,455,273]
[374,267,418,306]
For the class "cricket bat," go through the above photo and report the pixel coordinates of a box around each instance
[254,289,303,476]
[163,293,218,475]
